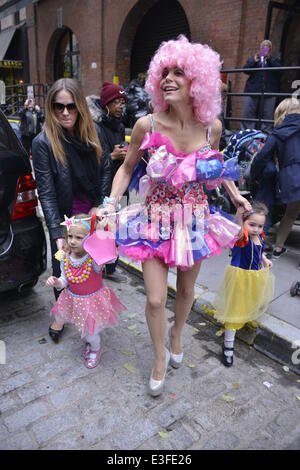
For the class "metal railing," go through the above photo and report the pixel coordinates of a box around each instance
[222,65,300,130]
[0,83,50,117]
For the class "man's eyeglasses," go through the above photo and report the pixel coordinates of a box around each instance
[52,102,77,113]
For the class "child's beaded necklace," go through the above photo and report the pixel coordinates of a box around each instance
[64,253,93,284]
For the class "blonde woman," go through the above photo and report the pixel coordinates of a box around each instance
[251,97,300,262]
[32,78,111,342]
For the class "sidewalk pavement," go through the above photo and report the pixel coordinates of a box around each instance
[1,239,300,450]
[119,222,300,376]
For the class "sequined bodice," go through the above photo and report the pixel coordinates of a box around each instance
[145,141,211,214]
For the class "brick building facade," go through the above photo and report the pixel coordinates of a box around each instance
[23,0,298,93]
[1,0,299,120]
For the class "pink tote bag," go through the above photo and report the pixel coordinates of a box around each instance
[83,214,117,265]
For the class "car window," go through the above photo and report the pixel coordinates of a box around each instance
[0,110,27,157]
[0,109,30,209]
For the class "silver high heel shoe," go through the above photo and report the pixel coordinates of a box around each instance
[168,327,184,368]
[148,348,170,397]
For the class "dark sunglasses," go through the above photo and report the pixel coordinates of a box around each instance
[52,102,77,113]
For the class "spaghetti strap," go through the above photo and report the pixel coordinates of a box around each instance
[207,128,211,144]
[148,114,154,134]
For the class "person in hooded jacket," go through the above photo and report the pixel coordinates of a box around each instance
[90,82,128,282]
[250,98,300,263]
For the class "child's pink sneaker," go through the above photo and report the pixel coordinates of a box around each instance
[85,346,103,369]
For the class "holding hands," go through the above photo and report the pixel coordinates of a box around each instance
[46,276,63,290]
[232,193,252,212]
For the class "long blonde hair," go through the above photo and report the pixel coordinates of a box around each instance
[274,98,300,127]
[45,78,102,165]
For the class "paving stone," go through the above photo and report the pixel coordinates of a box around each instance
[6,350,46,374]
[167,421,199,450]
[3,402,49,432]
[32,409,81,445]
[0,394,18,414]
[49,379,92,409]
[190,374,228,399]
[246,430,282,450]
[1,252,300,450]
[0,371,33,395]
[284,435,300,450]
[111,418,160,450]
[200,429,240,450]
[17,378,57,404]
[0,425,9,441]
[155,397,193,428]
[267,409,300,442]
[190,397,235,432]
[81,411,131,446]
[0,432,36,450]
[41,431,82,450]
[137,435,174,450]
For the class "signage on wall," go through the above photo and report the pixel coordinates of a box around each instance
[27,85,34,100]
[57,7,63,28]
[0,60,23,69]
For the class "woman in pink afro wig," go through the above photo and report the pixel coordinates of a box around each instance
[97,35,252,398]
[145,35,222,127]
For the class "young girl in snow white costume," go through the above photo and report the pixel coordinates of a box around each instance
[46,214,125,368]
[214,201,274,366]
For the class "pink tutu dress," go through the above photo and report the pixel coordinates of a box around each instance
[116,115,241,270]
[50,253,125,337]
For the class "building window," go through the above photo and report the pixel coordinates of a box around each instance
[54,28,81,82]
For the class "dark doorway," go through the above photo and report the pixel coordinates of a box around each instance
[54,28,81,82]
[130,0,190,80]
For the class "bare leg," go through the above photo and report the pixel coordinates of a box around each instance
[170,262,202,354]
[275,201,300,250]
[50,320,64,331]
[142,258,169,381]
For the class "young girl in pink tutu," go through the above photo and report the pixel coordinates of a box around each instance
[46,214,125,369]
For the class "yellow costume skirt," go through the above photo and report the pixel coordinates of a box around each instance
[213,265,275,330]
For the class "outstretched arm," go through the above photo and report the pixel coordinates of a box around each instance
[211,119,252,212]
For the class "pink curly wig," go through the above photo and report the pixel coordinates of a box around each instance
[145,35,222,127]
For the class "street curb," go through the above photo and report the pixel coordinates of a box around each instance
[119,256,300,376]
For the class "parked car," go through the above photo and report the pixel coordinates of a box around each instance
[0,108,47,294]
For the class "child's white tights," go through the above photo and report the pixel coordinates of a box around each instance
[85,333,101,351]
[224,329,236,357]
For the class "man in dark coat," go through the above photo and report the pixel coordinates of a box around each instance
[241,40,281,134]
[87,82,128,282]
[250,101,300,263]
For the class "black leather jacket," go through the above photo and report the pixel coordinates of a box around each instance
[32,129,112,240]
